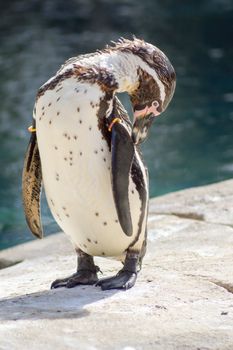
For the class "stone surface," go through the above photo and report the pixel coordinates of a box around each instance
[150,179,233,226]
[0,258,19,270]
[0,179,233,350]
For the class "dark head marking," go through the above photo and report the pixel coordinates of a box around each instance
[103,37,176,112]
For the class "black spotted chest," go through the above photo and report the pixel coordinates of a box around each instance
[35,80,144,256]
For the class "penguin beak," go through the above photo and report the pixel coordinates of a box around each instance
[132,113,154,144]
[132,100,160,144]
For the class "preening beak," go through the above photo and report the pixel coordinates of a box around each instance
[132,113,154,144]
[132,100,160,144]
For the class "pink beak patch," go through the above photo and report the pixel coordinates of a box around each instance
[134,100,160,119]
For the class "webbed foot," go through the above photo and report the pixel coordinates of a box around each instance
[51,250,99,289]
[51,269,99,289]
[96,250,140,290]
[96,270,137,290]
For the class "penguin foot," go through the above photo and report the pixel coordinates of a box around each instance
[96,270,137,290]
[51,269,99,289]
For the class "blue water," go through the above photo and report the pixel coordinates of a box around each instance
[0,0,233,250]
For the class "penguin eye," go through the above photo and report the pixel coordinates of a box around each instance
[152,100,159,108]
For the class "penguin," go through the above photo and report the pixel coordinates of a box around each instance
[22,37,176,290]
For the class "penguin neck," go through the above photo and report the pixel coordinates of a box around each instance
[99,51,140,94]
[72,50,144,95]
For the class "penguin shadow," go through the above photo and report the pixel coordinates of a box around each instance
[0,286,119,321]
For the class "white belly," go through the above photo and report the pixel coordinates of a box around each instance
[35,78,147,257]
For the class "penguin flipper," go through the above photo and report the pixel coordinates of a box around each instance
[22,131,43,239]
[111,121,134,237]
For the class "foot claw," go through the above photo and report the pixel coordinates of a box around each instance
[51,270,98,289]
[96,270,137,291]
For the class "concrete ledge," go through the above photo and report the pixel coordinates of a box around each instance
[0,180,233,350]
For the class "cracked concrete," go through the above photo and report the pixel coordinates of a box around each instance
[211,281,233,295]
[0,258,20,270]
[150,179,233,227]
[0,179,233,350]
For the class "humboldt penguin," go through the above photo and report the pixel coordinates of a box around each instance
[22,38,176,290]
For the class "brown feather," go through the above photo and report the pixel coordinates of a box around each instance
[22,132,43,239]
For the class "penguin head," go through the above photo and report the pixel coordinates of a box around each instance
[103,37,176,144]
[121,38,176,144]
